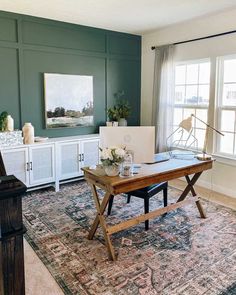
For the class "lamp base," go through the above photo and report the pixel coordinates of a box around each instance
[196,153,212,161]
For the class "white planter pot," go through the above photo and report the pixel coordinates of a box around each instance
[104,165,120,176]
[118,118,127,126]
[112,121,119,127]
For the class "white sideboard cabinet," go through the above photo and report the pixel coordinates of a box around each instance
[1,134,99,191]
[2,143,55,188]
[58,138,99,181]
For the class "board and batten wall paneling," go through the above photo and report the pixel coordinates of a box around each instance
[22,20,106,53]
[0,11,141,136]
[0,16,17,42]
[107,58,141,126]
[0,47,20,128]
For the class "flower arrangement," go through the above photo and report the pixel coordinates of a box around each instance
[100,146,126,167]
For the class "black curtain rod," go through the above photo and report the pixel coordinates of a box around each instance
[151,29,236,50]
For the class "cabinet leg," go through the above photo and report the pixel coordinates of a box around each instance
[55,181,60,192]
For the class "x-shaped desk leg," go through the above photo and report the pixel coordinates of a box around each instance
[177,172,206,218]
[88,183,116,260]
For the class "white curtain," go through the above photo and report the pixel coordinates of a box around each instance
[152,45,175,152]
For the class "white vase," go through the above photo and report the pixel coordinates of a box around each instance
[22,122,35,144]
[104,165,120,176]
[112,121,119,127]
[118,118,127,126]
[6,115,14,132]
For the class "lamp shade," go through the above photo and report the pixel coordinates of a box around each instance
[179,116,192,132]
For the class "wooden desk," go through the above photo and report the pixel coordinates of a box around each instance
[82,157,213,261]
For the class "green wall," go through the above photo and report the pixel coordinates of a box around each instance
[0,11,141,137]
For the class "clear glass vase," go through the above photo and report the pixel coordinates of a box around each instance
[120,152,133,177]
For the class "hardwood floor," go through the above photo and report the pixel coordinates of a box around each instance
[24,240,63,295]
[170,179,236,210]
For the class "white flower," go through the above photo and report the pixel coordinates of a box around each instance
[101,148,113,160]
[109,145,119,150]
[115,148,125,158]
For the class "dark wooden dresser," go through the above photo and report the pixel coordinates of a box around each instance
[0,175,27,295]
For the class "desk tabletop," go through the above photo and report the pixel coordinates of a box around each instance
[82,157,213,195]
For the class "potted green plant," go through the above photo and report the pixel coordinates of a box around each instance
[107,106,118,126]
[0,111,8,131]
[114,91,131,126]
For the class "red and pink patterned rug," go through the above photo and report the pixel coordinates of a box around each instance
[23,181,236,295]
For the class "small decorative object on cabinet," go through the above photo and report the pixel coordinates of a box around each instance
[100,146,126,176]
[22,122,35,144]
[0,130,23,147]
[6,115,14,131]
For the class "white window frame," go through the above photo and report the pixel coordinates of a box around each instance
[214,54,236,159]
[173,58,211,151]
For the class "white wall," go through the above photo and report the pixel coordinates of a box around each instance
[141,8,236,198]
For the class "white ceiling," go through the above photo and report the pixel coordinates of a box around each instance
[0,0,236,34]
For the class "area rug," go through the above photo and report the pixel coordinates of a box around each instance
[23,181,236,295]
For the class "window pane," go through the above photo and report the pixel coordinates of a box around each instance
[222,83,236,106]
[195,109,208,129]
[198,85,209,105]
[175,65,186,85]
[221,110,235,132]
[186,85,198,104]
[175,86,185,104]
[199,62,210,84]
[174,108,183,125]
[195,128,205,149]
[224,59,236,83]
[183,108,195,120]
[219,132,234,154]
[186,64,198,84]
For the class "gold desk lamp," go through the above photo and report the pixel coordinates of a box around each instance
[167,114,224,160]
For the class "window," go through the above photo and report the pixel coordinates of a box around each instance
[216,56,236,156]
[173,60,211,149]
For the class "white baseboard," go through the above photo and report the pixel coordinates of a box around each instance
[197,179,236,199]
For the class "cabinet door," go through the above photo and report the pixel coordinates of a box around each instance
[80,139,99,169]
[29,144,55,186]
[1,148,29,186]
[59,141,80,180]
